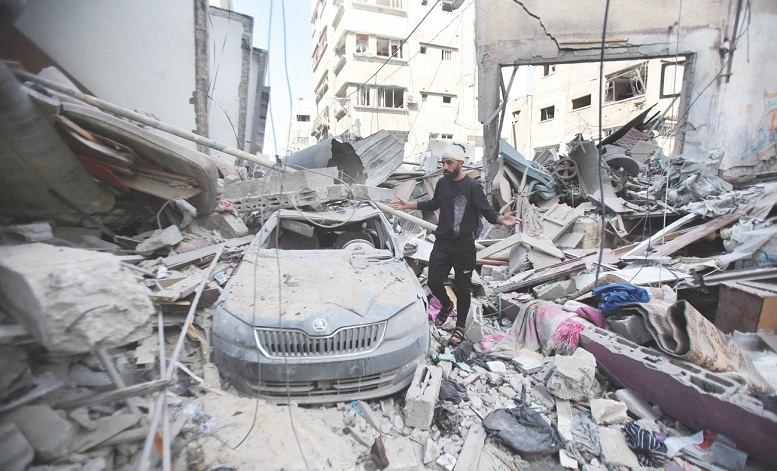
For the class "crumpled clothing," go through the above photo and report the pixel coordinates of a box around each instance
[623,420,668,467]
[428,296,456,327]
[592,283,651,315]
[438,379,469,403]
[217,198,235,213]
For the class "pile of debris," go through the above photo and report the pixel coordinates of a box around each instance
[1,62,777,471]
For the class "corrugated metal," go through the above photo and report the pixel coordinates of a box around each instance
[351,130,405,186]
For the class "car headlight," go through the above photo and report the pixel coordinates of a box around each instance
[384,297,427,340]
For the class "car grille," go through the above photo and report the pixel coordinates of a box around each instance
[254,369,401,399]
[254,322,386,358]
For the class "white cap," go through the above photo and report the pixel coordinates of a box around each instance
[441,144,466,162]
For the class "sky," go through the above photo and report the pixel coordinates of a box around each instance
[232,0,315,157]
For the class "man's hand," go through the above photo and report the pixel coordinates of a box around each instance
[497,211,519,228]
[390,198,412,210]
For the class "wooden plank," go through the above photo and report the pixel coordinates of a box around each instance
[654,213,741,257]
[452,423,487,471]
[162,243,225,270]
[149,272,204,303]
[118,174,201,200]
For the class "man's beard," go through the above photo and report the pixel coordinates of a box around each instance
[443,166,460,180]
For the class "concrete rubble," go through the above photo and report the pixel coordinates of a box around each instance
[0,15,776,471]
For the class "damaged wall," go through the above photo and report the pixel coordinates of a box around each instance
[475,0,748,180]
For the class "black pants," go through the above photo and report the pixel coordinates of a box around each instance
[427,237,476,330]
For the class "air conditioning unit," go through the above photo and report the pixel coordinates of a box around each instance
[405,93,416,104]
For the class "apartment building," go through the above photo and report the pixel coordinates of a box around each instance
[510,59,686,160]
[309,0,483,163]
[287,98,317,155]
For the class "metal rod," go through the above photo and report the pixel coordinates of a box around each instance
[11,68,292,174]
[375,201,437,232]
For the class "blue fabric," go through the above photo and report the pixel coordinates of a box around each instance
[591,283,651,315]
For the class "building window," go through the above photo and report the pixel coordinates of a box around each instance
[442,1,453,12]
[543,64,556,76]
[441,49,452,61]
[441,133,453,139]
[420,45,427,54]
[429,132,439,139]
[377,37,402,59]
[512,110,520,120]
[376,0,403,7]
[605,62,648,103]
[376,86,404,108]
[540,105,555,122]
[357,85,370,106]
[297,115,311,122]
[442,96,452,104]
[421,93,428,102]
[356,34,369,54]
[571,95,592,110]
[660,61,685,98]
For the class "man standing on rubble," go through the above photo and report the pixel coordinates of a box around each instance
[391,144,518,346]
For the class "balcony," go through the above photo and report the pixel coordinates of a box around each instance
[334,55,347,75]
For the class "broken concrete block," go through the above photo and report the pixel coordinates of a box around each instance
[512,348,545,374]
[436,453,457,471]
[486,361,507,373]
[545,348,599,401]
[0,422,34,471]
[423,437,441,464]
[69,363,112,388]
[464,300,485,343]
[1,404,74,462]
[590,398,629,425]
[350,184,395,202]
[404,364,443,430]
[383,436,419,471]
[597,426,640,468]
[0,222,52,242]
[614,389,660,421]
[533,280,574,301]
[357,400,383,433]
[0,346,28,395]
[135,225,183,255]
[205,212,249,238]
[0,243,154,354]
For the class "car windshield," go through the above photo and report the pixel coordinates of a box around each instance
[261,211,396,257]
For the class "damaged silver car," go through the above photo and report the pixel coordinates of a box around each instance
[212,200,429,403]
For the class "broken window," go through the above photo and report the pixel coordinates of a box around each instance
[377,37,402,59]
[543,64,556,76]
[442,96,452,104]
[297,115,310,122]
[376,86,404,108]
[571,94,592,110]
[271,215,392,251]
[420,45,427,54]
[605,62,648,103]
[660,61,685,98]
[355,34,369,54]
[441,49,452,61]
[540,105,555,122]
[357,85,370,106]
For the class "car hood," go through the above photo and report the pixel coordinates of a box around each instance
[220,249,423,332]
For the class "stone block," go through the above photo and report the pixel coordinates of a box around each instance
[205,212,249,238]
[464,300,484,343]
[404,364,443,430]
[135,225,183,255]
[590,398,629,425]
[0,243,153,354]
[383,436,419,471]
[512,348,545,373]
[1,404,74,462]
[597,426,639,468]
[0,422,33,471]
[486,361,507,374]
[545,348,599,401]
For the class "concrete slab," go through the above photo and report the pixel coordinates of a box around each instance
[590,398,629,425]
[0,422,33,471]
[404,364,443,430]
[0,243,154,354]
[597,426,639,468]
[1,404,74,462]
